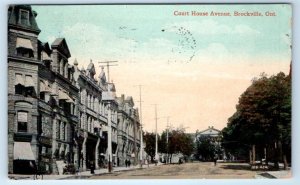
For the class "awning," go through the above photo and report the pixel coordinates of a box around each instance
[24,76,34,87]
[66,97,75,104]
[50,89,58,96]
[13,142,35,160]
[42,51,52,61]
[94,121,101,128]
[15,74,24,85]
[16,37,33,50]
[40,82,52,93]
[58,90,69,100]
[40,81,51,93]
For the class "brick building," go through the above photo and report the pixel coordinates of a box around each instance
[8,5,141,174]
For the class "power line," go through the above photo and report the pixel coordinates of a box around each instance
[98,61,118,83]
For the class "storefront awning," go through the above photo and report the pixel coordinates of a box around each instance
[16,37,33,50]
[13,142,35,160]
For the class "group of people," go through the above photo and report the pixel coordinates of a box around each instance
[125,159,131,167]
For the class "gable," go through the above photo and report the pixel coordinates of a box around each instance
[51,38,71,58]
[200,129,220,136]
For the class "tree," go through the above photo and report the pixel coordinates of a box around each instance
[195,135,222,161]
[222,72,291,168]
[143,132,156,162]
[159,127,194,162]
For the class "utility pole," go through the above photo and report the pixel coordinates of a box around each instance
[99,61,118,83]
[166,117,169,164]
[135,85,144,168]
[154,104,159,164]
[107,103,112,173]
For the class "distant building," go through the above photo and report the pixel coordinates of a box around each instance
[194,126,225,160]
[195,126,221,142]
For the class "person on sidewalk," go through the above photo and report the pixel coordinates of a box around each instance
[90,161,95,174]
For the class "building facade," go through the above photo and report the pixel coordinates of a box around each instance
[8,5,141,174]
[116,95,141,166]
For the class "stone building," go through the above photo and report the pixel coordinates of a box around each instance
[73,61,118,171]
[8,5,141,174]
[116,95,141,166]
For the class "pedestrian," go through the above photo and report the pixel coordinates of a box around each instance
[128,160,131,167]
[214,155,218,166]
[125,159,128,167]
[90,161,95,174]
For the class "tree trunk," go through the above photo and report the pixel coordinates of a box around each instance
[283,154,288,170]
[274,141,279,170]
[249,150,252,164]
[252,145,256,164]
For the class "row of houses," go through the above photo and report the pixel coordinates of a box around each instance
[8,5,142,174]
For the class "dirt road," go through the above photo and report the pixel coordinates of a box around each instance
[90,162,257,179]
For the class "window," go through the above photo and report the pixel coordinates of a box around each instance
[64,122,67,141]
[15,74,24,95]
[57,121,60,139]
[16,48,33,58]
[40,92,45,101]
[19,9,30,26]
[45,60,51,69]
[24,75,36,97]
[17,112,28,132]
[16,37,34,58]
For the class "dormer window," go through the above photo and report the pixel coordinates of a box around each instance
[19,9,30,26]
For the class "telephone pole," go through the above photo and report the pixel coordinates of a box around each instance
[98,61,118,83]
[154,104,159,164]
[166,117,170,164]
[134,85,144,168]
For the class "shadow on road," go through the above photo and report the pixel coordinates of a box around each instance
[220,164,252,171]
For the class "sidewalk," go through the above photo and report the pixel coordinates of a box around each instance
[8,163,160,180]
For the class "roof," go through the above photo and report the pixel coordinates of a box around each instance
[125,96,134,106]
[51,38,71,58]
[8,5,41,34]
[197,126,221,137]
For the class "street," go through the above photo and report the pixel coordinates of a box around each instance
[90,162,257,179]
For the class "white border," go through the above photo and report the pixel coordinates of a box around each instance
[1,1,299,185]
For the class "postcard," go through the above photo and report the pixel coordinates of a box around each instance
[7,4,291,179]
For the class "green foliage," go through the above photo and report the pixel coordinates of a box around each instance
[222,72,291,162]
[143,132,156,162]
[195,135,221,161]
[159,128,194,157]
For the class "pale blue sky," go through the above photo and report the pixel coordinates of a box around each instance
[31,4,291,133]
[33,4,291,64]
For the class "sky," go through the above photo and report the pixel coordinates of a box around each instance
[32,4,291,134]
